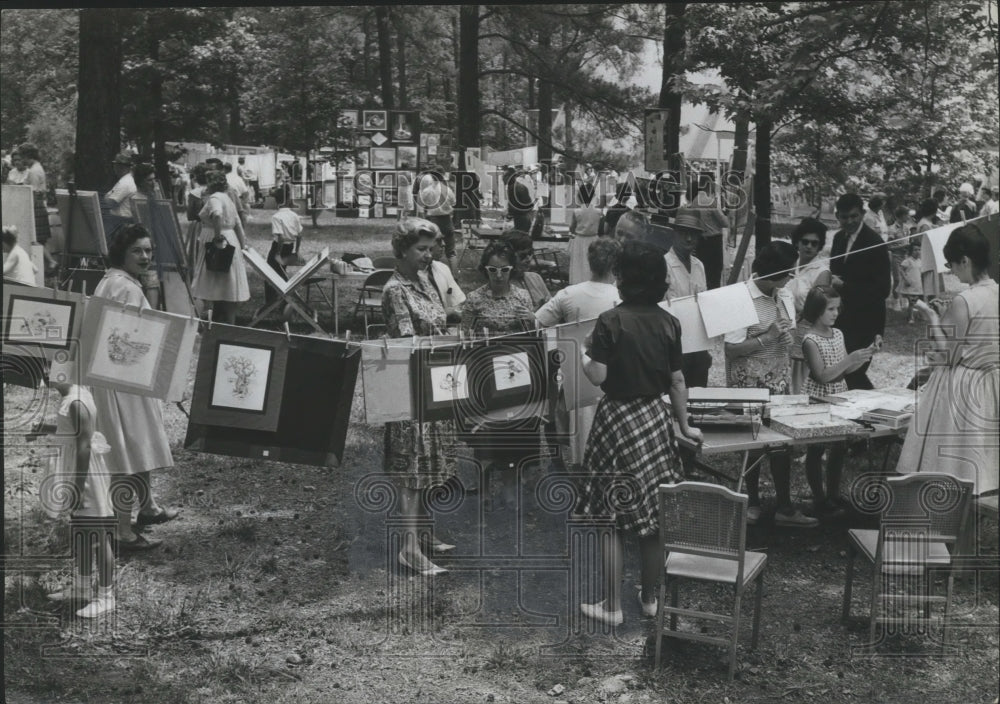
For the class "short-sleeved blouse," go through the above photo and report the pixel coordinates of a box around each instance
[461,284,535,335]
[381,269,447,336]
[801,328,849,396]
[589,303,683,400]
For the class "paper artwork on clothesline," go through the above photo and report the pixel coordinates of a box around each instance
[1,184,36,248]
[80,296,196,401]
[189,324,288,432]
[55,189,108,257]
[1,285,85,362]
[696,283,759,337]
[412,332,547,430]
[185,333,360,467]
[920,220,968,274]
[360,340,413,424]
[659,296,713,353]
[555,317,602,412]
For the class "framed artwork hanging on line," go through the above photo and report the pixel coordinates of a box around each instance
[2,285,86,362]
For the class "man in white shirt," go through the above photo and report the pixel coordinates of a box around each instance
[863,194,889,241]
[2,227,37,286]
[224,162,251,212]
[980,187,999,216]
[426,231,465,322]
[263,205,304,306]
[664,207,714,386]
[416,171,457,269]
[105,153,138,218]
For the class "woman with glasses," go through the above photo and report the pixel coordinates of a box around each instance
[785,218,834,393]
[461,241,537,509]
[382,218,459,576]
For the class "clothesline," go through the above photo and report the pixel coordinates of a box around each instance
[343,215,988,349]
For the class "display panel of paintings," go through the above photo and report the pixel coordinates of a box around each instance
[55,189,108,257]
[185,334,360,467]
[339,110,359,130]
[354,134,373,149]
[1,285,85,362]
[339,178,355,204]
[411,333,548,434]
[134,196,186,268]
[79,296,197,401]
[362,110,388,131]
[396,145,418,169]
[370,148,396,171]
[189,325,289,432]
[390,111,417,142]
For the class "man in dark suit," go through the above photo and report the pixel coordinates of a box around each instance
[829,193,892,389]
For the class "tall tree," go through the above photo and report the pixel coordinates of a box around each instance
[75,9,122,191]
[376,7,395,111]
[457,5,481,169]
[659,3,685,161]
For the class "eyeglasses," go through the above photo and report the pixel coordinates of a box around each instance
[485,265,513,275]
[799,239,821,248]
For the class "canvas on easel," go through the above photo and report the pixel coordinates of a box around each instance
[2,184,36,248]
[134,196,187,269]
[55,189,108,257]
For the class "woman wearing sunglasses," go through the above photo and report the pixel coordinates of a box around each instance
[460,240,537,509]
[785,218,834,393]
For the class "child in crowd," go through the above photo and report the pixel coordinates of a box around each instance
[897,242,926,323]
[800,286,875,518]
[43,380,116,618]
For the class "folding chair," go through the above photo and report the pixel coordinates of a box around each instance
[842,473,973,648]
[655,482,766,681]
[352,269,395,330]
[458,219,487,268]
[244,246,330,332]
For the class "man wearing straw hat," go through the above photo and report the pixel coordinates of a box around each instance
[665,206,712,387]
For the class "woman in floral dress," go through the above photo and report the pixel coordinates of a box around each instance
[382,218,457,576]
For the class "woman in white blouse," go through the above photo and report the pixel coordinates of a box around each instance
[785,218,833,393]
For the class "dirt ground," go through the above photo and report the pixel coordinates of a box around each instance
[4,212,998,703]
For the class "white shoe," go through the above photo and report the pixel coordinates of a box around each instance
[636,588,658,618]
[76,593,115,619]
[398,552,448,576]
[580,600,624,626]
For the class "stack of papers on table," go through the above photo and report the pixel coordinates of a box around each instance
[817,388,915,421]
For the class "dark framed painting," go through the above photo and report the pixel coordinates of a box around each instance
[185,336,360,468]
[362,110,388,131]
[370,147,396,171]
[396,145,418,169]
[2,285,85,362]
[411,332,548,433]
[390,111,417,142]
[375,171,396,189]
[190,325,289,432]
[339,110,359,129]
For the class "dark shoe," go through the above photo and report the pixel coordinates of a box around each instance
[815,500,847,520]
[116,534,163,552]
[135,507,179,528]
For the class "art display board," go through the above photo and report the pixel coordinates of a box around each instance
[659,295,713,353]
[55,189,108,257]
[554,317,603,411]
[134,196,187,269]
[189,325,289,432]
[1,284,86,362]
[2,184,36,247]
[920,220,968,274]
[360,340,414,424]
[185,332,360,467]
[411,332,547,435]
[79,295,197,401]
[696,282,759,337]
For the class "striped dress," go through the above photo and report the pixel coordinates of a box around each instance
[725,293,792,394]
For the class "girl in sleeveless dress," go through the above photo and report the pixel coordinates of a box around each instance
[799,286,875,518]
[43,382,116,618]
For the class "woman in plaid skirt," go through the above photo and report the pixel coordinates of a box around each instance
[577,240,703,626]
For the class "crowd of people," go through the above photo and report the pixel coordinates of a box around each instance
[3,145,996,628]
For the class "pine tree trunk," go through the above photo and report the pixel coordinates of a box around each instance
[376,7,394,110]
[754,117,773,248]
[395,15,407,108]
[659,2,686,158]
[457,5,481,170]
[75,9,122,191]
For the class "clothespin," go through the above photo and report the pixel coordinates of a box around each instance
[961,212,967,226]
[206,308,213,330]
[79,278,87,296]
[344,330,351,343]
[381,335,389,358]
[458,328,466,349]
[482,326,489,342]
[283,321,292,341]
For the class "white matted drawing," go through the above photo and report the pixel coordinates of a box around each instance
[430,364,469,403]
[5,295,75,348]
[211,343,273,412]
[88,307,167,391]
[493,352,531,391]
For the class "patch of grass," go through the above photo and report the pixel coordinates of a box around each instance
[483,640,530,671]
[217,517,259,543]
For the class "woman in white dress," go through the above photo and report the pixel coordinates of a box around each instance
[192,171,249,325]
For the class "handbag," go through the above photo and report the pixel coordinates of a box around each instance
[204,235,235,273]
